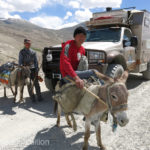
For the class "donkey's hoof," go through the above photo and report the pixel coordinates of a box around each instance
[73,126,77,132]
[19,99,24,103]
[56,122,60,127]
[68,123,72,128]
[100,145,106,150]
[82,145,88,150]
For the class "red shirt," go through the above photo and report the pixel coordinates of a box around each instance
[60,40,85,78]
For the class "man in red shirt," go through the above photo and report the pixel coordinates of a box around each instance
[60,27,108,123]
[60,26,96,88]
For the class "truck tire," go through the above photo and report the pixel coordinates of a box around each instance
[142,62,150,80]
[106,64,124,78]
[44,77,55,93]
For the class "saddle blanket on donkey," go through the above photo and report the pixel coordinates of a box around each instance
[54,77,101,115]
[0,62,15,87]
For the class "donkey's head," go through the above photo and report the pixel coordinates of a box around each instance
[17,66,31,85]
[95,70,129,127]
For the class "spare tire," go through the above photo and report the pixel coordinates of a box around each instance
[106,64,124,78]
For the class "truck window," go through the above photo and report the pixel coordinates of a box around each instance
[86,28,121,42]
[123,29,132,46]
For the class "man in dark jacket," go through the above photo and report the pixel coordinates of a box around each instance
[19,39,43,102]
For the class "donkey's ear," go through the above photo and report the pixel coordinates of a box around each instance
[94,70,114,83]
[120,70,129,83]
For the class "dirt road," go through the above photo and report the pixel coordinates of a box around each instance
[0,73,150,150]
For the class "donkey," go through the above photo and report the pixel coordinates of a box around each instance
[2,66,31,103]
[53,71,129,150]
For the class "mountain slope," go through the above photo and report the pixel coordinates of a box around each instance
[0,18,85,63]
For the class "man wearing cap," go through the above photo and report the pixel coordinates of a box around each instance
[60,26,108,122]
[19,39,43,102]
[60,26,97,89]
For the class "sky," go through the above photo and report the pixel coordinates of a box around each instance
[0,0,149,30]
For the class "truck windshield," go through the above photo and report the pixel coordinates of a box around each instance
[86,28,121,42]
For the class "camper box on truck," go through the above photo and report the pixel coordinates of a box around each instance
[130,11,150,75]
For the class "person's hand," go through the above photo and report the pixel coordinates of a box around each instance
[74,76,84,89]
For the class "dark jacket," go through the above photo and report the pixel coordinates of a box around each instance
[19,48,38,71]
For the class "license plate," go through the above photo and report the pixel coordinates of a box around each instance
[52,73,61,79]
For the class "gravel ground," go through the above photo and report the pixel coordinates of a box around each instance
[0,73,150,150]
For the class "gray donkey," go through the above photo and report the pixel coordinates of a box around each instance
[53,71,129,150]
[1,66,31,103]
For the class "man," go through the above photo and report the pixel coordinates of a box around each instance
[19,39,43,102]
[60,27,108,122]
[60,26,97,88]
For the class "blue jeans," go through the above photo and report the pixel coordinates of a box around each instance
[60,69,104,86]
[76,70,104,84]
[75,70,96,79]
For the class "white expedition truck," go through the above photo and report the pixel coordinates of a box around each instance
[42,7,150,91]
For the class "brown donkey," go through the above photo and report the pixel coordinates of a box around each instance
[53,71,129,150]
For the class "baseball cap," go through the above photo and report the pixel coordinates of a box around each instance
[24,39,31,44]
[73,26,87,37]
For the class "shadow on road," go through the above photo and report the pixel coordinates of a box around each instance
[24,126,98,150]
[18,90,57,118]
[0,96,16,115]
[0,90,56,117]
[126,73,147,90]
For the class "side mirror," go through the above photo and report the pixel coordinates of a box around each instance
[123,39,131,47]
[123,39,128,47]
[131,36,138,47]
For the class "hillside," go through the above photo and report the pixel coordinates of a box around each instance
[0,18,85,63]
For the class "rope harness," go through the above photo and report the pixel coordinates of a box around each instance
[106,82,128,131]
[106,83,128,114]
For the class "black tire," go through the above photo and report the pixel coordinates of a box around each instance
[44,77,59,93]
[106,64,124,78]
[142,62,150,80]
[44,77,53,90]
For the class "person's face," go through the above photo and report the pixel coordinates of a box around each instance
[24,42,31,49]
[74,33,86,47]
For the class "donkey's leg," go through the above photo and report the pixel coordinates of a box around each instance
[4,87,6,97]
[19,85,24,103]
[10,87,15,96]
[70,114,77,131]
[56,103,61,127]
[83,118,91,150]
[65,114,72,128]
[95,120,105,150]
[14,85,18,103]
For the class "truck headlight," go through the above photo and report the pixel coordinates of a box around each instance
[88,51,105,63]
[46,50,53,62]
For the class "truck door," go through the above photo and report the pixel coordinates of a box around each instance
[123,29,136,70]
